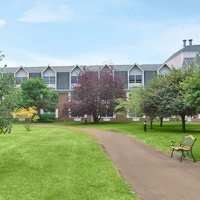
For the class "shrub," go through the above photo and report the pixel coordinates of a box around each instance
[0,116,12,134]
[12,107,39,131]
[39,113,56,123]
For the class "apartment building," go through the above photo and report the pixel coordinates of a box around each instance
[1,40,199,121]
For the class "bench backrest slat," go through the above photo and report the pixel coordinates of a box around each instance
[180,135,196,149]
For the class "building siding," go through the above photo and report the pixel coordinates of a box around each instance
[114,71,128,89]
[57,72,69,90]
[29,73,41,78]
[144,71,157,85]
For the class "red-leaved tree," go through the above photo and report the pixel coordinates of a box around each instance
[65,69,125,123]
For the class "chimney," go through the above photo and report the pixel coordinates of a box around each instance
[189,39,193,46]
[183,39,187,47]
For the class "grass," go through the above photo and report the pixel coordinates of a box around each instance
[4,121,198,199]
[0,124,138,200]
[56,120,200,161]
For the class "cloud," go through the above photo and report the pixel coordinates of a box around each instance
[5,48,132,67]
[18,2,72,23]
[16,50,68,66]
[18,50,110,66]
[0,19,6,28]
[109,18,200,63]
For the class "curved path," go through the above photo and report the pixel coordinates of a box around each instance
[76,127,200,200]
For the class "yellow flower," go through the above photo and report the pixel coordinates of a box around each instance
[12,107,39,131]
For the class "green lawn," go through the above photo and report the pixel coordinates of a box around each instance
[5,121,199,200]
[0,124,138,200]
[59,121,200,161]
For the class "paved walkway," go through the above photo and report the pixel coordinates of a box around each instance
[76,127,200,200]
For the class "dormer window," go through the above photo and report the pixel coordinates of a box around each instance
[136,75,142,83]
[15,77,27,84]
[42,67,56,88]
[70,66,82,88]
[128,65,143,89]
[129,75,142,83]
[15,67,28,85]
[43,76,55,84]
[71,76,78,84]
[129,75,135,83]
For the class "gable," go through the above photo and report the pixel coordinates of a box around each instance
[159,65,171,75]
[15,68,28,77]
[71,66,82,76]
[129,65,142,75]
[43,67,55,76]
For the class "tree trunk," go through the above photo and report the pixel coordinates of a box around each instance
[93,114,101,123]
[160,117,163,127]
[93,116,99,123]
[181,114,186,133]
[150,118,153,129]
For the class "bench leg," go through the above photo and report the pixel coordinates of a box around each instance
[171,149,174,157]
[180,150,185,162]
[191,150,196,162]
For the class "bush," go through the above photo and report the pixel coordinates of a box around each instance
[39,113,56,123]
[12,107,39,131]
[0,116,12,134]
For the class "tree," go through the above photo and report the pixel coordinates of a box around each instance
[164,68,196,132]
[115,88,143,117]
[12,107,39,131]
[182,64,200,112]
[151,75,176,127]
[140,67,196,132]
[140,79,158,129]
[0,55,19,133]
[65,70,125,123]
[0,74,17,133]
[0,51,4,61]
[20,78,58,113]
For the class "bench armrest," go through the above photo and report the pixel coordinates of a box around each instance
[170,140,177,146]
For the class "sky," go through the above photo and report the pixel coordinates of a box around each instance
[1,0,200,67]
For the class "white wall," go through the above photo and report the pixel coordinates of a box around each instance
[129,66,142,75]
[15,68,28,77]
[166,52,197,69]
[71,67,81,76]
[43,68,55,76]
[159,66,171,75]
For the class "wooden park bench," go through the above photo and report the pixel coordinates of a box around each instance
[170,135,197,162]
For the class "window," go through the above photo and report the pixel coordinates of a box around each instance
[136,75,142,83]
[43,76,55,84]
[15,77,27,84]
[50,76,55,84]
[71,76,78,84]
[129,75,135,83]
[43,77,49,84]
[71,92,77,100]
[129,75,142,83]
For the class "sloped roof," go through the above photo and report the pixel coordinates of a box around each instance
[140,64,162,71]
[81,65,102,71]
[113,65,132,71]
[24,66,46,73]
[81,65,131,72]
[0,64,163,73]
[51,66,74,72]
[165,45,200,63]
[0,67,17,73]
